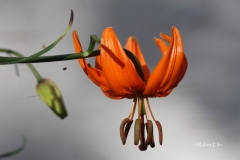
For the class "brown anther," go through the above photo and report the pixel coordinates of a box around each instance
[125,120,133,142]
[155,121,163,145]
[139,115,146,150]
[145,121,155,148]
[120,118,129,145]
[150,139,155,148]
[134,119,141,145]
[145,120,153,145]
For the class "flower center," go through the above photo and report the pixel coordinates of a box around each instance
[120,91,163,151]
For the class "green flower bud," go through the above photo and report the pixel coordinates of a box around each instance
[36,79,68,119]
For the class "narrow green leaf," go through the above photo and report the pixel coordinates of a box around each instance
[0,136,26,158]
[12,10,74,63]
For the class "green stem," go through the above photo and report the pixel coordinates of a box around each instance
[0,48,125,64]
[0,33,146,82]
[27,63,42,81]
[3,49,42,81]
[0,34,100,65]
[0,49,99,64]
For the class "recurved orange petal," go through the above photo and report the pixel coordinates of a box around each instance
[160,33,171,42]
[125,36,150,80]
[157,30,188,89]
[101,89,129,99]
[160,27,187,92]
[154,38,168,55]
[72,30,125,98]
[171,54,188,88]
[144,27,187,96]
[95,55,102,70]
[100,27,146,95]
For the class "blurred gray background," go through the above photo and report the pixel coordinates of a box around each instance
[0,0,239,159]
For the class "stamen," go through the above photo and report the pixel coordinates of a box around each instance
[120,93,163,149]
[155,121,163,145]
[120,96,137,145]
[146,98,156,122]
[125,120,133,133]
[146,98,163,145]
[120,118,129,144]
[138,115,147,151]
[145,121,155,148]
[127,96,137,120]
[120,118,133,145]
[145,120,153,145]
[134,119,141,145]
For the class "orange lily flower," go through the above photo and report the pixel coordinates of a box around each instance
[72,26,187,151]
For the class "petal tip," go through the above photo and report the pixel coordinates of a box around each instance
[105,27,114,31]
[72,30,78,36]
[129,36,135,40]
[127,36,137,44]
[172,26,180,34]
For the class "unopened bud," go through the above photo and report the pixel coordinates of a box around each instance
[36,79,68,119]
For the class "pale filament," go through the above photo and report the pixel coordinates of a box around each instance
[143,98,150,120]
[146,98,156,122]
[127,96,137,120]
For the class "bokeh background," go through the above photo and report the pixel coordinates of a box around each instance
[0,0,239,159]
